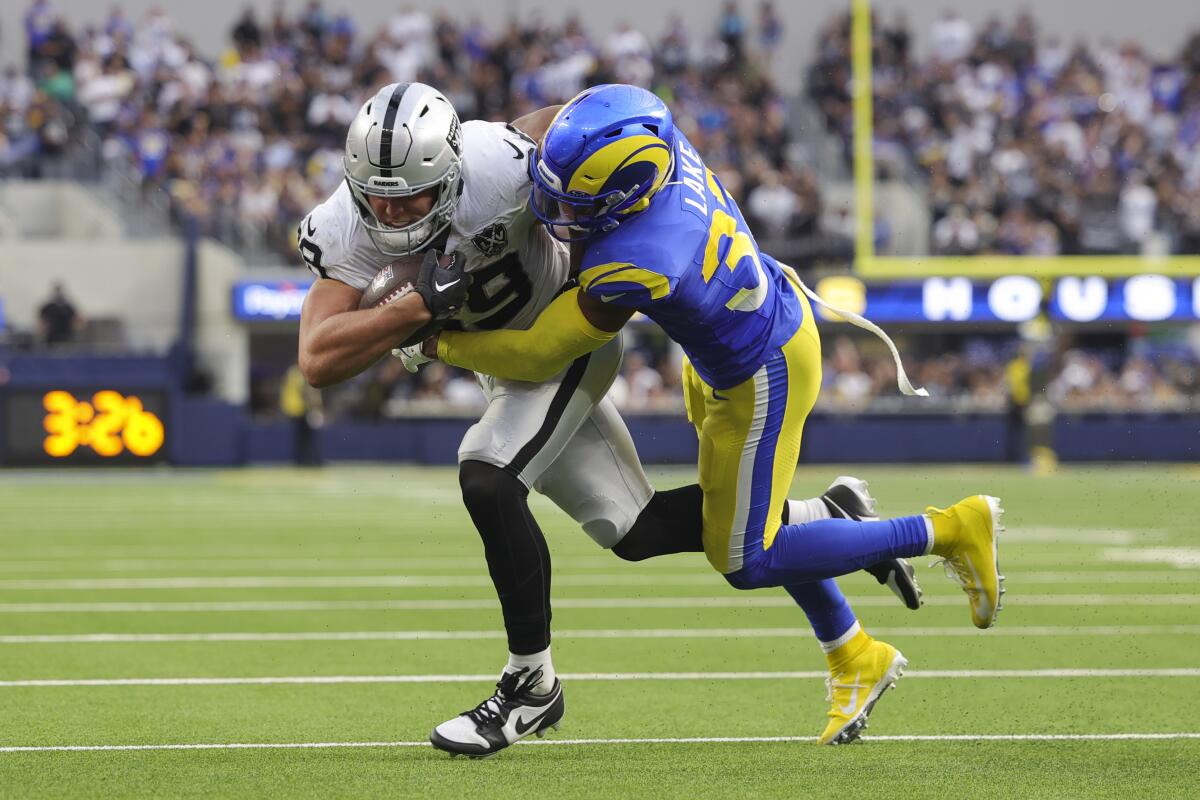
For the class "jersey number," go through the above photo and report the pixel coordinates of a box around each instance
[462,253,533,330]
[701,209,769,312]
[298,218,326,278]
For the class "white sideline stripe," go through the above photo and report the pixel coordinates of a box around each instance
[3,733,1199,753]
[2,570,1197,590]
[2,593,1200,614]
[4,668,1198,688]
[4,625,1199,645]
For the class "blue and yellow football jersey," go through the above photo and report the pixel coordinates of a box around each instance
[575,129,805,390]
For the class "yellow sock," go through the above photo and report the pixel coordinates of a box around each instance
[825,626,872,671]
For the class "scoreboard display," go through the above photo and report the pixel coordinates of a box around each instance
[2,389,168,465]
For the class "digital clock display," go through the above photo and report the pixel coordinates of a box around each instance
[2,390,168,464]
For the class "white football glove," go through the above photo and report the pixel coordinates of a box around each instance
[392,342,433,373]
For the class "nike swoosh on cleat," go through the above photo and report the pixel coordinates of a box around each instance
[434,279,461,292]
[836,672,862,716]
[513,704,557,736]
[600,293,624,303]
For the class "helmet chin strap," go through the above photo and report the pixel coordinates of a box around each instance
[368,220,434,257]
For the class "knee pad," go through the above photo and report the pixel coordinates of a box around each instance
[458,459,527,513]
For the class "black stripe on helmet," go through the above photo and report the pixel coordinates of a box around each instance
[377,82,410,177]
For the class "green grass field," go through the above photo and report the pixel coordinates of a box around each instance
[2,464,1198,798]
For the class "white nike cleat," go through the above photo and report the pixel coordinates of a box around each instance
[822,476,924,610]
[430,667,564,758]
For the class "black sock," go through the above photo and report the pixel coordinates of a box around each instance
[458,460,551,655]
[611,484,704,561]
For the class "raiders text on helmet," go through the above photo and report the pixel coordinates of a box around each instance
[344,82,464,256]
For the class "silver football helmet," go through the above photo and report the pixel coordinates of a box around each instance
[344,82,464,256]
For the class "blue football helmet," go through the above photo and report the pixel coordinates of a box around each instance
[530,84,675,242]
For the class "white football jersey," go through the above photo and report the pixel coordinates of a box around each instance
[299,120,569,331]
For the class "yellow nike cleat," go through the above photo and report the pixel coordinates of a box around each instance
[927,495,1006,629]
[817,629,907,745]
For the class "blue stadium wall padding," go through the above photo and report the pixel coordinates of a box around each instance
[169,397,244,466]
[1055,415,1200,462]
[801,414,1008,463]
[243,422,297,463]
[5,396,1200,465]
[318,421,416,462]
[624,416,700,464]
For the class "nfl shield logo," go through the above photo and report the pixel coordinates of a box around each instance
[472,223,508,257]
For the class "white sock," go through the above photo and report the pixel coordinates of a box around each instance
[786,497,832,525]
[505,647,556,695]
[923,516,935,555]
[818,620,862,654]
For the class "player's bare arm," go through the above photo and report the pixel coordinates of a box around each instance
[511,105,564,144]
[298,278,431,388]
[300,250,468,388]
[577,289,634,331]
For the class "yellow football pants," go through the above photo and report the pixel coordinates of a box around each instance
[682,292,822,574]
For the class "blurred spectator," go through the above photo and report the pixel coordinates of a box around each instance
[621,350,666,411]
[37,281,83,346]
[280,362,323,465]
[230,8,262,52]
[930,11,973,64]
[758,2,783,64]
[718,1,746,62]
[746,169,797,236]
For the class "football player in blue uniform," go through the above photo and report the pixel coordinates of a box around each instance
[419,85,1006,744]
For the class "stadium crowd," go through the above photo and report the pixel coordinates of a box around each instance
[809,10,1200,256]
[3,0,829,261]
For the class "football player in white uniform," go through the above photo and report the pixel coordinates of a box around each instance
[298,82,921,758]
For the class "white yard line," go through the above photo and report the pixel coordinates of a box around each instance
[1,593,1199,614]
[3,668,1198,688]
[1103,548,1200,569]
[2,733,1198,753]
[1002,528,1165,545]
[0,570,1195,591]
[3,625,1199,645]
[0,575,720,590]
[0,556,661,574]
[1010,571,1198,582]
